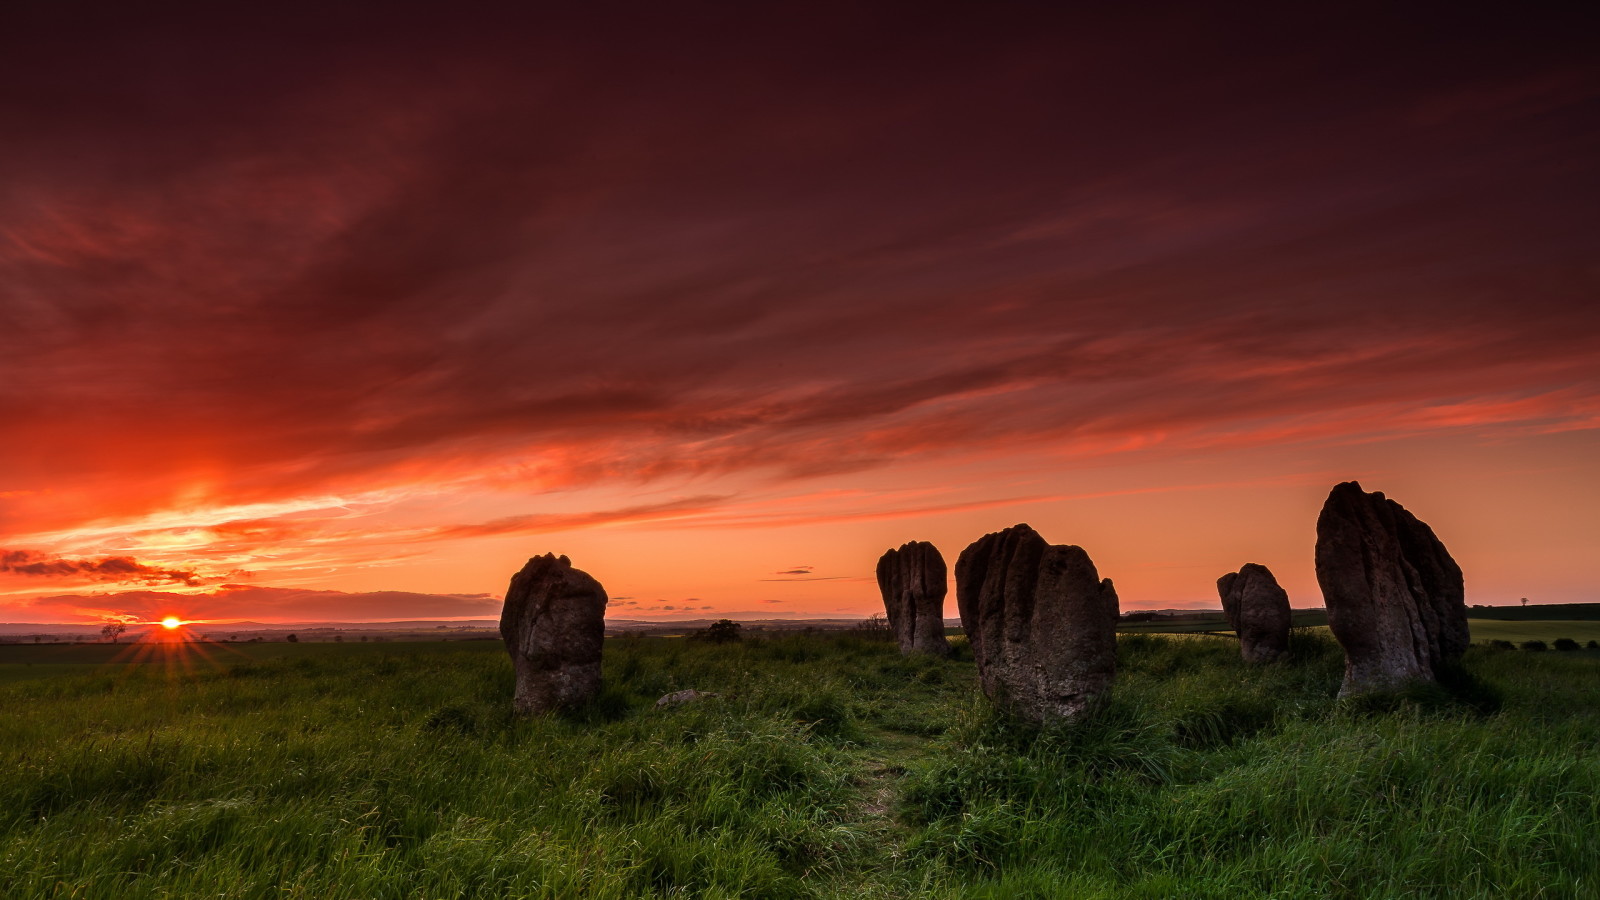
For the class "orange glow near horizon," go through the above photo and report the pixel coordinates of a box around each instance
[0,7,1596,624]
[3,430,1597,626]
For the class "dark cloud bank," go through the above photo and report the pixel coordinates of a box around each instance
[0,2,1595,538]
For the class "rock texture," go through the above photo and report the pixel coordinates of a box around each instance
[876,541,952,657]
[1314,481,1468,696]
[499,553,607,714]
[655,689,720,709]
[954,524,1119,721]
[1217,563,1291,663]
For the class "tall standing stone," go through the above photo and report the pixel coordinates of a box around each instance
[499,553,607,715]
[1314,481,1468,696]
[955,524,1119,722]
[1217,563,1291,663]
[876,541,952,657]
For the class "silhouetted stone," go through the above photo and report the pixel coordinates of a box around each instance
[954,524,1118,721]
[876,541,952,657]
[499,553,607,714]
[1314,481,1467,696]
[1217,563,1291,663]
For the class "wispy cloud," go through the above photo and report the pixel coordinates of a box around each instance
[424,496,731,540]
[759,575,851,582]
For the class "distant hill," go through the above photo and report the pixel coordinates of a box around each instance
[1466,603,1600,621]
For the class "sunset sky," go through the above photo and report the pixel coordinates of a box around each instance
[2,4,1596,624]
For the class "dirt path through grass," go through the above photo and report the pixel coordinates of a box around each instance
[854,726,929,820]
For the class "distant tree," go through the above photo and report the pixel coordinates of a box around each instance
[694,619,742,644]
[1487,639,1516,650]
[851,613,894,642]
[1521,598,1528,607]
[1553,638,1581,652]
[100,621,126,643]
[286,633,299,643]
[1588,640,1599,650]
[334,634,343,643]
[1520,639,1547,652]
[861,613,891,633]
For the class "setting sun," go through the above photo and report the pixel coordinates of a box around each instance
[161,617,181,630]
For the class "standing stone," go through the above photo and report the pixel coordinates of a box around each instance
[1217,563,1291,663]
[1314,481,1468,697]
[954,524,1119,722]
[499,553,607,715]
[876,541,952,657]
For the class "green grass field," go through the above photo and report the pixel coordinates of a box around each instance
[2,632,1597,898]
[1464,621,1600,645]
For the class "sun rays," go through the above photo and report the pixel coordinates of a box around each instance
[102,619,252,680]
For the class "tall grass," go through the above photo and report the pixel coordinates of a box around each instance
[2,631,1596,898]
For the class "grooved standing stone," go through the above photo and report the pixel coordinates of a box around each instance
[499,553,607,715]
[955,524,1119,722]
[876,541,952,657]
[1315,481,1468,697]
[1217,563,1291,663]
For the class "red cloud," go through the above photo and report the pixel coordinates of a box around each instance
[0,549,203,586]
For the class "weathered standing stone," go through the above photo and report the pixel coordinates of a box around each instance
[499,553,607,715]
[876,541,952,657]
[954,524,1119,721]
[1217,563,1291,663]
[1315,481,1468,697]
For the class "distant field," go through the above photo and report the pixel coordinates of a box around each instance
[1117,610,1330,634]
[1114,608,1600,647]
[0,640,499,685]
[9,605,1594,686]
[1466,620,1600,645]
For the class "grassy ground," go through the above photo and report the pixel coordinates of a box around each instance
[2,632,1597,898]
[1464,620,1600,645]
